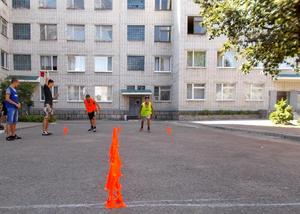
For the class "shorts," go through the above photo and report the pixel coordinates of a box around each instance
[7,107,18,124]
[141,115,151,121]
[44,104,54,118]
[88,111,95,120]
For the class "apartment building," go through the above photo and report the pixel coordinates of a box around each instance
[0,0,299,119]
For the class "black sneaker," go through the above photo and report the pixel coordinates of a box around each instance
[6,136,15,141]
[88,128,93,132]
[13,135,22,140]
[93,128,96,132]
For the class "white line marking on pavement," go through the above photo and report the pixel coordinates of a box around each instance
[1,200,300,210]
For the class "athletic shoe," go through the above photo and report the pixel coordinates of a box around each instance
[88,128,93,132]
[42,131,52,136]
[93,128,96,132]
[6,136,15,141]
[13,135,22,140]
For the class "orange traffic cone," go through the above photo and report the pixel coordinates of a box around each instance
[63,127,69,136]
[166,127,172,136]
[105,127,126,209]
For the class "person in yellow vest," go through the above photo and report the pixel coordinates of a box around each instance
[139,96,153,132]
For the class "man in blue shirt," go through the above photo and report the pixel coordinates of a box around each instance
[5,78,21,141]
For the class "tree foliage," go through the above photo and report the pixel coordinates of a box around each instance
[269,99,294,124]
[195,0,300,76]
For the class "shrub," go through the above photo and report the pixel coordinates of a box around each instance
[19,115,56,123]
[269,99,293,125]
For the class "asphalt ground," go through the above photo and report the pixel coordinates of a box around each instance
[0,120,300,214]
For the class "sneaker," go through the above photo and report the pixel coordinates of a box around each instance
[42,131,52,136]
[88,128,93,132]
[93,128,96,132]
[147,127,151,133]
[13,135,22,140]
[6,136,15,141]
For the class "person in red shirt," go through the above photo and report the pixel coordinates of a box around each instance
[84,94,100,132]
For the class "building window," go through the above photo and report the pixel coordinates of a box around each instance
[67,25,85,41]
[68,86,86,101]
[187,51,206,68]
[0,17,7,37]
[128,0,144,9]
[13,54,31,70]
[155,56,171,72]
[216,83,236,101]
[187,16,206,35]
[95,56,112,72]
[154,86,171,101]
[127,56,144,71]
[40,56,57,71]
[154,26,171,42]
[187,84,205,100]
[127,85,135,90]
[41,85,58,101]
[155,0,171,10]
[39,0,56,8]
[13,0,30,8]
[40,24,57,40]
[246,83,264,101]
[127,25,145,41]
[95,0,112,9]
[67,0,84,9]
[95,86,112,102]
[137,85,145,90]
[68,56,85,72]
[95,25,112,42]
[1,50,8,69]
[217,51,237,68]
[13,23,31,40]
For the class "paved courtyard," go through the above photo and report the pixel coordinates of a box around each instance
[0,120,300,214]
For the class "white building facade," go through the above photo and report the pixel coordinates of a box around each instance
[0,0,299,119]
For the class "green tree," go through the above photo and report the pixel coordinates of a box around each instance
[269,99,294,124]
[195,0,300,76]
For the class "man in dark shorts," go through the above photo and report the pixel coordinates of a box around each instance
[5,78,21,141]
[84,95,100,132]
[42,76,58,136]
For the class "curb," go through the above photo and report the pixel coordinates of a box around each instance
[196,123,300,143]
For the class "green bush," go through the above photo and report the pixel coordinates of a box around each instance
[269,99,294,125]
[19,115,56,123]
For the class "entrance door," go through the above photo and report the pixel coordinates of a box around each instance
[129,97,142,118]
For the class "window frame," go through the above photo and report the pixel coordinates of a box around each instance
[0,17,8,37]
[40,85,58,102]
[246,83,264,101]
[67,0,84,9]
[1,50,8,69]
[40,55,58,71]
[40,24,57,41]
[154,26,171,42]
[95,86,113,103]
[39,0,56,9]
[13,23,31,40]
[155,0,171,11]
[67,85,86,102]
[216,83,236,101]
[67,55,86,72]
[127,56,145,71]
[12,0,30,9]
[94,0,112,10]
[127,25,145,41]
[94,56,112,72]
[67,24,85,42]
[154,56,171,72]
[187,50,206,68]
[217,51,237,68]
[154,86,171,102]
[13,54,31,71]
[95,25,113,42]
[186,83,205,101]
[187,16,207,35]
[127,0,145,9]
